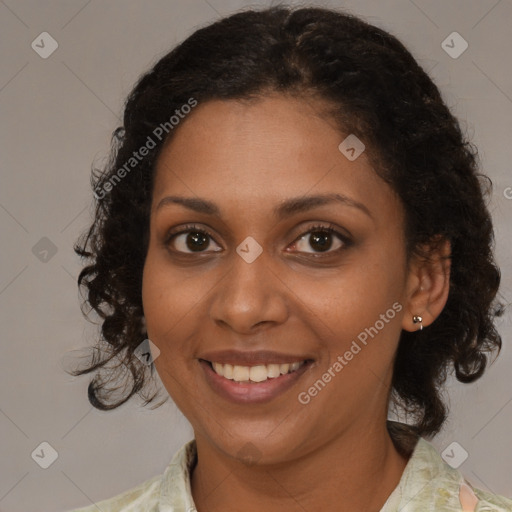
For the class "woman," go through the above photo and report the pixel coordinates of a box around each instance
[69,5,512,511]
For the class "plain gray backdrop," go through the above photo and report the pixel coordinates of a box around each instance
[1,1,511,511]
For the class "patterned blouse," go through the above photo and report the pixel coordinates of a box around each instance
[71,421,512,511]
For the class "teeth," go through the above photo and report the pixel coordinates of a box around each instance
[210,361,306,382]
[232,365,250,382]
[267,364,281,378]
[212,362,224,376]
[223,364,234,380]
[249,365,268,382]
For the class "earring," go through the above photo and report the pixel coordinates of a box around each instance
[412,315,423,331]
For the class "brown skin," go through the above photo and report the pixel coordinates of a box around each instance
[142,94,451,511]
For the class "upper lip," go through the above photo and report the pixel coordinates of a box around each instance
[199,349,313,366]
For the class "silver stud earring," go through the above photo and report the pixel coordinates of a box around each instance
[412,315,423,331]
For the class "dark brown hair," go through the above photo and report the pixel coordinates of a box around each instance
[68,5,504,437]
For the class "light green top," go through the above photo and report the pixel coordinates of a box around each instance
[71,424,512,511]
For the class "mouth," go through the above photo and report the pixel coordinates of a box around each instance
[198,358,315,404]
[201,359,309,382]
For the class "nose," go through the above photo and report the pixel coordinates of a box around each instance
[209,248,289,334]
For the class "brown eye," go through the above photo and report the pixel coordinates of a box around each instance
[309,231,334,252]
[291,225,351,255]
[166,226,222,254]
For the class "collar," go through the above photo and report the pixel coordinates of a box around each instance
[157,421,510,512]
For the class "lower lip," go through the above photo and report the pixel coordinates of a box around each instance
[199,359,312,404]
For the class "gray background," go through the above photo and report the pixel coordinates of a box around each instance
[1,1,511,511]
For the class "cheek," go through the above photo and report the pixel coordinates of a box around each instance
[142,256,167,337]
[305,254,405,326]
[142,250,196,334]
[142,255,199,402]
[141,248,218,380]
[298,245,407,372]
[142,252,189,361]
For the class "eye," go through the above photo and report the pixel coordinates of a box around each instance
[290,224,351,255]
[165,223,352,256]
[165,224,222,254]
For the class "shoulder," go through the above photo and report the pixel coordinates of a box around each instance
[69,439,197,512]
[473,487,512,511]
[70,473,162,512]
[384,422,512,512]
[415,439,512,511]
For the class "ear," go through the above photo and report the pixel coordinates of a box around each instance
[402,237,451,332]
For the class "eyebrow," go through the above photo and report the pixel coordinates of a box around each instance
[156,193,373,220]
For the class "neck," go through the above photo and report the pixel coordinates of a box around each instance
[191,420,414,512]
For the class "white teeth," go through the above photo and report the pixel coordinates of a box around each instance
[212,362,224,376]
[210,361,306,382]
[223,363,234,380]
[232,365,250,382]
[249,365,268,382]
[267,364,281,378]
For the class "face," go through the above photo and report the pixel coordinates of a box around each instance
[142,94,414,464]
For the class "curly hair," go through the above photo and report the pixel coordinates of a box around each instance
[68,5,504,437]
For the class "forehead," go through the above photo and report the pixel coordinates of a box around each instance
[152,95,400,222]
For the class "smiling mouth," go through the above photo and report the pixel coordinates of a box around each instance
[200,359,312,383]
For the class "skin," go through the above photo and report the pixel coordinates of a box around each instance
[142,93,451,512]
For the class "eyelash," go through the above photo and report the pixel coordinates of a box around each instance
[164,223,352,256]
